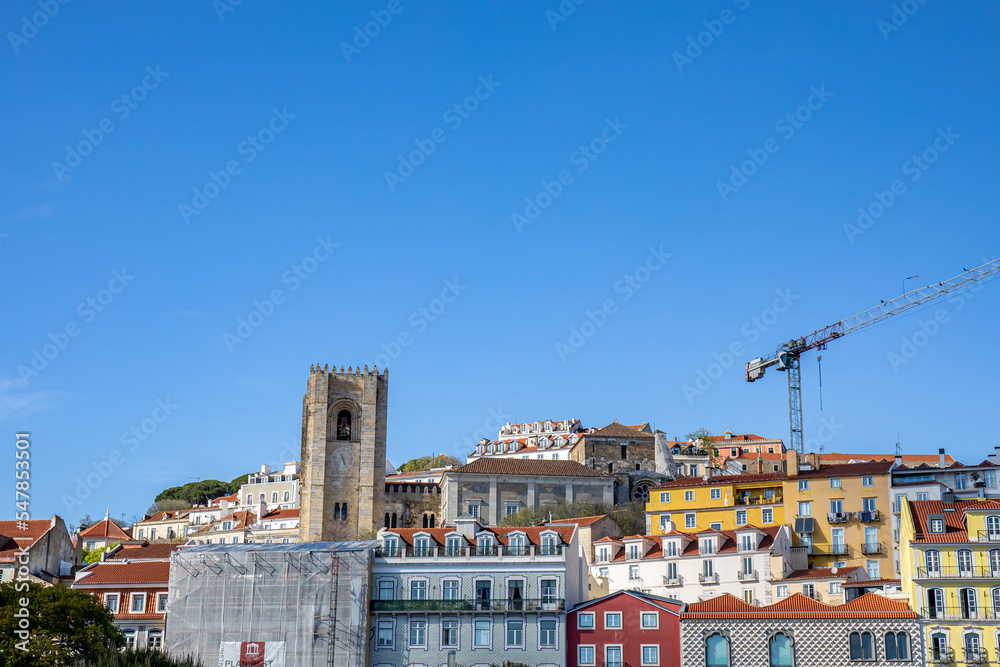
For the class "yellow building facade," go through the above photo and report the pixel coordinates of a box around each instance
[782,458,895,578]
[646,472,786,534]
[900,497,1000,664]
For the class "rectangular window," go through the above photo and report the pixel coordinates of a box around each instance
[410,580,426,600]
[442,580,458,600]
[659,492,670,503]
[862,475,874,487]
[830,477,841,489]
[685,513,696,529]
[802,583,815,598]
[130,593,145,613]
[579,646,596,665]
[776,584,788,597]
[598,567,608,578]
[629,564,639,580]
[659,514,671,529]
[685,491,694,502]
[762,508,773,523]
[740,535,754,551]
[578,612,595,629]
[506,618,523,647]
[641,612,657,628]
[830,499,844,514]
[505,503,519,516]
[956,472,967,490]
[605,612,622,629]
[798,479,809,491]
[408,619,426,647]
[735,510,747,525]
[539,619,556,647]
[709,522,722,530]
[156,593,168,612]
[710,489,721,500]
[642,645,659,665]
[917,492,928,501]
[986,470,996,487]
[105,594,119,613]
[468,503,480,518]
[376,620,393,647]
[283,491,290,501]
[441,619,458,647]
[798,501,811,516]
[829,581,842,594]
[378,580,394,600]
[271,492,278,502]
[540,579,557,602]
[866,559,880,579]
[862,497,876,512]
[474,619,490,647]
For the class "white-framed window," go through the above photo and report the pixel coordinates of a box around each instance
[104,593,119,613]
[473,618,491,647]
[441,618,458,648]
[156,592,168,612]
[577,611,595,629]
[408,618,426,647]
[762,508,773,523]
[641,611,658,628]
[376,619,393,648]
[802,583,816,598]
[222,521,232,531]
[539,618,557,648]
[685,491,695,501]
[685,513,696,529]
[659,514,671,529]
[578,645,596,665]
[468,503,480,519]
[377,579,395,600]
[776,585,789,597]
[598,566,608,578]
[283,491,290,501]
[270,492,277,502]
[605,611,622,628]
[505,503,519,517]
[798,479,809,491]
[506,618,523,648]
[917,492,928,501]
[130,593,146,613]
[930,518,944,533]
[862,475,874,487]
[866,559,880,579]
[736,510,747,525]
[410,579,427,600]
[830,581,842,594]
[442,579,459,600]
[798,501,811,517]
[147,629,162,649]
[830,477,841,489]
[659,492,670,503]
[862,497,877,512]
[124,630,137,650]
[630,565,640,580]
[711,489,721,500]
[642,644,660,665]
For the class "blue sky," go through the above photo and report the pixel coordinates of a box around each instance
[3,1,999,524]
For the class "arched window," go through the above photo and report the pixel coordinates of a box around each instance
[391,513,397,528]
[992,587,1000,616]
[384,513,390,529]
[333,503,340,521]
[990,550,1000,576]
[341,504,348,523]
[926,588,944,619]
[705,632,730,667]
[849,632,874,661]
[957,549,974,576]
[769,632,793,666]
[885,632,910,660]
[924,549,941,576]
[429,514,435,528]
[987,515,1000,540]
[422,514,429,529]
[964,632,983,663]
[959,587,978,619]
[336,410,351,440]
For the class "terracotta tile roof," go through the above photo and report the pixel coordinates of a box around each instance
[569,590,684,615]
[652,472,786,489]
[909,498,1000,543]
[594,536,623,544]
[607,526,781,561]
[791,460,893,479]
[549,515,607,527]
[780,567,860,581]
[708,433,778,443]
[261,508,299,521]
[819,453,956,465]
[842,578,901,588]
[683,592,917,619]
[587,421,654,439]
[0,520,53,560]
[190,510,257,536]
[106,542,185,560]
[451,458,610,477]
[383,525,574,547]
[74,561,170,586]
[79,518,132,540]
[136,510,190,525]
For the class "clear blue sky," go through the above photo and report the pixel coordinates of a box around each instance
[3,2,999,524]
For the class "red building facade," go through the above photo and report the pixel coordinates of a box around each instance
[567,590,683,667]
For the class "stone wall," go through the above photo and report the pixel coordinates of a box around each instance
[382,482,441,529]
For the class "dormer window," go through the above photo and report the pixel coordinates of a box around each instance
[476,535,494,556]
[628,544,640,560]
[929,516,945,534]
[508,534,526,555]
[700,538,716,554]
[414,536,431,557]
[445,535,462,556]
[739,534,756,551]
[383,537,400,556]
[541,533,559,555]
[597,546,611,563]
[664,540,679,557]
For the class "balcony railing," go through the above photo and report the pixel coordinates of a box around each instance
[375,544,563,559]
[920,606,1000,621]
[978,530,1000,543]
[738,570,759,582]
[735,495,781,506]
[602,662,630,667]
[698,572,719,584]
[371,598,565,613]
[916,566,1000,579]
[861,542,882,555]
[662,574,683,587]
[828,513,849,524]
[860,510,880,523]
[928,647,954,663]
[819,543,849,556]
[964,647,990,664]
[698,547,718,555]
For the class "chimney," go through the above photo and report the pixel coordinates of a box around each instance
[260,464,272,475]
[662,520,676,533]
[258,499,268,522]
[219,499,234,520]
[455,515,481,540]
[756,453,764,474]
[894,454,902,469]
[939,448,946,468]
[787,450,799,477]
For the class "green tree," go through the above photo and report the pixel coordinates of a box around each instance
[0,581,123,666]
[227,472,256,491]
[82,542,119,565]
[396,454,462,473]
[73,648,203,666]
[145,499,192,517]
[685,428,717,456]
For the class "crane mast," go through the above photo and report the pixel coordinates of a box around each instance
[746,259,1000,454]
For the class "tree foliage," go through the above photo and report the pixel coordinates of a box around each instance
[0,581,123,666]
[396,454,462,473]
[82,542,119,565]
[145,499,192,516]
[497,499,646,535]
[73,648,203,666]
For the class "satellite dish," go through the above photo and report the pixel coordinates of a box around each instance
[702,475,709,482]
[830,567,838,575]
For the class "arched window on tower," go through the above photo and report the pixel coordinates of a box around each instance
[391,513,397,528]
[429,514,435,528]
[336,410,352,440]
[423,514,429,529]
[333,503,341,521]
[341,504,348,523]
[385,513,390,529]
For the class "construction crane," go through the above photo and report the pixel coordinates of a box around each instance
[745,259,1000,454]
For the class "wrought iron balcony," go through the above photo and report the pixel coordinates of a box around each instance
[374,544,563,559]
[928,647,954,663]
[861,542,882,554]
[859,510,880,523]
[738,570,759,582]
[371,597,565,613]
[920,606,999,621]
[698,572,719,584]
[662,574,683,587]
[978,530,1000,543]
[828,512,849,524]
[916,566,1000,579]
[964,647,989,664]
[819,543,849,556]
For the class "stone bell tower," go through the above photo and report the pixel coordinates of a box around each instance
[299,363,388,542]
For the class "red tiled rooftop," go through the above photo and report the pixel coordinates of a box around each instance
[791,460,893,479]
[683,592,916,619]
[780,566,860,581]
[382,525,575,547]
[74,561,170,586]
[549,515,607,527]
[452,458,610,477]
[106,542,184,560]
[587,421,654,439]
[79,518,132,540]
